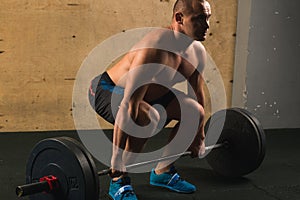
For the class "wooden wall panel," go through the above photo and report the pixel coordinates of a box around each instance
[0,0,237,131]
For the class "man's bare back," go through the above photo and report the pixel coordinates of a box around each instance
[107,29,206,102]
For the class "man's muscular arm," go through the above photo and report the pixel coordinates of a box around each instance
[188,70,205,109]
[187,70,206,157]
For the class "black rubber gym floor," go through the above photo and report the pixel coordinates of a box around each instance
[1,129,299,200]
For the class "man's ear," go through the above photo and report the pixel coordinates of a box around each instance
[175,12,184,24]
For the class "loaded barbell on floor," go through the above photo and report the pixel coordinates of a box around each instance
[16,108,266,200]
[16,143,225,198]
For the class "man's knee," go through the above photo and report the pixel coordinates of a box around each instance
[134,102,160,127]
[184,99,204,116]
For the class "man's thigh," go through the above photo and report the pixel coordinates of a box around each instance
[164,89,200,121]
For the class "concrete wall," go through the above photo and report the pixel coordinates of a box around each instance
[232,0,300,129]
[0,0,237,132]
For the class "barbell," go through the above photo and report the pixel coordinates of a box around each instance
[15,108,266,200]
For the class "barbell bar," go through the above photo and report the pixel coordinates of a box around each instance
[97,142,225,176]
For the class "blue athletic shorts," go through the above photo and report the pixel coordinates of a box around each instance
[88,72,176,124]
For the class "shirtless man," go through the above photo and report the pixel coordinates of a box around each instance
[88,0,211,199]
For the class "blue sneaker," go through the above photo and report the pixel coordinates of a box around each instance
[109,177,138,200]
[149,167,196,193]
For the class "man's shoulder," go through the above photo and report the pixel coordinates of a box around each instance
[192,40,206,53]
[132,28,173,50]
[130,28,206,64]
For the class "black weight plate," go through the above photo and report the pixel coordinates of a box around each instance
[26,137,99,200]
[232,108,266,169]
[204,108,264,177]
[59,137,99,200]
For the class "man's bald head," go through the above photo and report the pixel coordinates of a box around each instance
[171,0,211,41]
[173,0,206,17]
